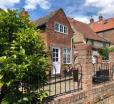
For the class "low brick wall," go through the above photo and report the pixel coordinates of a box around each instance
[46,45,114,104]
[93,81,114,104]
[47,81,114,104]
[47,90,86,104]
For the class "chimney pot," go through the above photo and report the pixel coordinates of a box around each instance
[90,16,94,24]
[99,15,103,21]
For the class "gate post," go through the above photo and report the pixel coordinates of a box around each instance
[109,52,114,63]
[109,52,114,80]
[73,44,94,104]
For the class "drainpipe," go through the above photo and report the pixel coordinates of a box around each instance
[71,37,73,66]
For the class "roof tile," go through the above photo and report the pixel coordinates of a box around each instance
[90,18,114,32]
[68,18,108,42]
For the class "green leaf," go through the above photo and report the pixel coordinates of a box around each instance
[0,9,49,103]
[0,56,7,63]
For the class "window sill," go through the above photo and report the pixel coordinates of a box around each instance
[63,63,71,65]
[54,30,68,35]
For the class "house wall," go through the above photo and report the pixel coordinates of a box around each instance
[44,10,73,72]
[87,40,109,49]
[97,29,114,44]
[46,10,73,47]
[73,32,85,44]
[72,30,108,49]
[40,32,48,48]
[93,41,104,48]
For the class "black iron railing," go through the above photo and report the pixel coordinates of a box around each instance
[92,63,114,84]
[44,64,83,98]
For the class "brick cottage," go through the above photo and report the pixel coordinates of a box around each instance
[33,9,73,74]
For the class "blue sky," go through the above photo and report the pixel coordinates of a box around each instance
[1,0,114,23]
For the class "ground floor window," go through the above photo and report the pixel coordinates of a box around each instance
[63,48,71,64]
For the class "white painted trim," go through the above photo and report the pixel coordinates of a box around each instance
[52,47,61,74]
[54,22,68,34]
[52,47,61,63]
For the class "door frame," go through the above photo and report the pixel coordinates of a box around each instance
[52,47,61,74]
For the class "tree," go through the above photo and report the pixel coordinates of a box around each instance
[0,9,49,103]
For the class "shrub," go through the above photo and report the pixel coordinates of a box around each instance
[0,9,49,104]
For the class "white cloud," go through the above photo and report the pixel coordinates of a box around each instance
[85,0,114,16]
[24,0,51,11]
[74,15,99,23]
[0,0,20,9]
[74,16,89,23]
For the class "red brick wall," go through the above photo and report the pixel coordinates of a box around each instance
[44,10,73,69]
[46,9,73,47]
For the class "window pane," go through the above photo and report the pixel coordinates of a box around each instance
[56,58,58,61]
[53,48,56,52]
[67,49,70,53]
[63,48,66,53]
[53,58,55,62]
[67,60,70,63]
[53,53,55,57]
[56,49,58,52]
[60,24,63,32]
[64,26,68,33]
[67,57,70,62]
[63,48,71,64]
[54,23,59,31]
[56,54,58,57]
[63,57,66,63]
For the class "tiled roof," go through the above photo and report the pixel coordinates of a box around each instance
[33,9,62,27]
[68,18,108,42]
[90,18,114,32]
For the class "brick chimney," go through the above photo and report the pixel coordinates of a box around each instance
[99,15,103,21]
[90,16,94,24]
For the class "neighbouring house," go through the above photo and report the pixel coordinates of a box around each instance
[90,16,114,45]
[33,9,73,74]
[68,18,110,63]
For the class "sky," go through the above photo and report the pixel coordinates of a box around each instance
[0,0,114,23]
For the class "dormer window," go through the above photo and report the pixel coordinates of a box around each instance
[54,22,68,34]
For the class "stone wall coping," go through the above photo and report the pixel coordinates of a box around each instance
[52,90,86,101]
[92,80,114,89]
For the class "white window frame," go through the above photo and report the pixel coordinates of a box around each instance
[63,48,71,64]
[54,22,68,34]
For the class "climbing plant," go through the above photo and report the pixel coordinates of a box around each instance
[99,47,114,60]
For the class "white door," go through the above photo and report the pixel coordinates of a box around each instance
[52,47,60,74]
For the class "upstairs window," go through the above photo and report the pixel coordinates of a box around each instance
[54,22,68,34]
